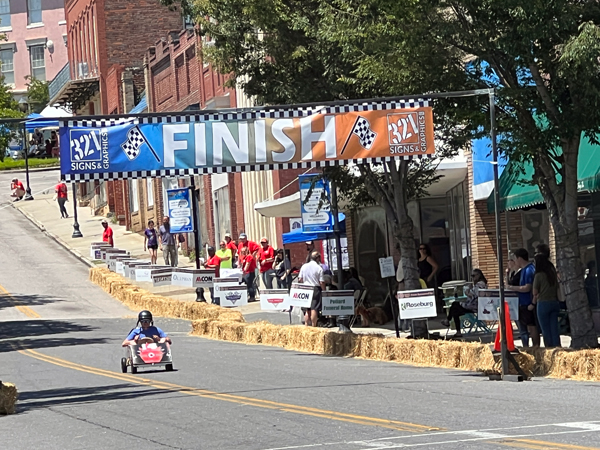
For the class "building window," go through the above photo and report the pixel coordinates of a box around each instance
[27,0,42,25]
[146,178,154,208]
[0,48,14,85]
[129,180,139,213]
[0,0,10,29]
[29,45,45,81]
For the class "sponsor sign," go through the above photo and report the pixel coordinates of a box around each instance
[378,257,395,279]
[90,242,111,260]
[59,102,435,181]
[214,277,241,303]
[478,289,519,321]
[322,290,355,316]
[101,248,127,261]
[217,284,248,307]
[322,237,349,271]
[260,289,291,311]
[123,261,147,278]
[220,268,243,281]
[151,268,173,287]
[299,174,333,233]
[106,252,131,271]
[397,289,437,319]
[192,269,216,288]
[115,258,138,275]
[289,284,314,308]
[167,188,193,233]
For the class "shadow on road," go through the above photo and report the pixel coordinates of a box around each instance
[0,293,64,311]
[17,384,171,412]
[0,319,106,353]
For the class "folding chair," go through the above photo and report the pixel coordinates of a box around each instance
[349,288,368,327]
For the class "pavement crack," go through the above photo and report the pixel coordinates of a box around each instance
[47,407,183,449]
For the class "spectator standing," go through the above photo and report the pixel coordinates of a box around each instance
[533,251,562,347]
[159,216,178,267]
[101,219,114,247]
[305,241,315,263]
[10,178,25,201]
[237,233,260,258]
[33,128,43,145]
[144,220,159,264]
[44,139,53,158]
[204,246,221,304]
[54,179,69,219]
[506,256,522,287]
[216,240,233,270]
[240,247,257,302]
[418,243,439,288]
[224,233,237,267]
[508,248,540,347]
[258,237,276,289]
[441,269,488,337]
[585,261,599,308]
[274,249,292,289]
[298,251,326,327]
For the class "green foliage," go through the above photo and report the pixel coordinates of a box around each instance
[0,76,24,163]
[0,157,59,171]
[24,76,50,113]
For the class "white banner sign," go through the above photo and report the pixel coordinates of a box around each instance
[220,268,243,282]
[218,284,248,307]
[123,261,147,278]
[90,242,111,260]
[322,290,355,316]
[101,248,127,261]
[151,268,173,287]
[214,277,243,303]
[289,284,314,308]
[260,289,291,311]
[478,289,520,321]
[134,265,157,281]
[192,269,216,288]
[397,289,437,319]
[378,257,395,279]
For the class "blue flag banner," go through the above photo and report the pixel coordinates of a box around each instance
[299,174,333,233]
[59,99,434,181]
[167,188,193,233]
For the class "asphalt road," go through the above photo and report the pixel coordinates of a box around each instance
[2,181,600,450]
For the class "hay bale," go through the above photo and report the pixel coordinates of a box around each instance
[209,321,247,342]
[0,382,18,415]
[191,319,210,336]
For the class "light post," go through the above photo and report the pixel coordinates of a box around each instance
[72,182,83,238]
[18,99,33,201]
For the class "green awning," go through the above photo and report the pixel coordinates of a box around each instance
[487,136,600,213]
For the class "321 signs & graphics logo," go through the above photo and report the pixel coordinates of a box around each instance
[69,128,110,171]
[387,111,428,156]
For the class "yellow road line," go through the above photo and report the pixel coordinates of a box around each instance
[18,347,441,433]
[0,282,41,318]
[497,438,600,450]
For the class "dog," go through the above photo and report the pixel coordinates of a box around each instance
[356,305,389,327]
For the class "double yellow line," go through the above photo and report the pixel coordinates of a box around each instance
[499,438,600,450]
[0,282,40,319]
[18,346,440,433]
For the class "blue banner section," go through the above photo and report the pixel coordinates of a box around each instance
[299,174,333,233]
[167,188,193,233]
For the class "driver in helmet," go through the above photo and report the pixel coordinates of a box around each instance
[121,310,172,347]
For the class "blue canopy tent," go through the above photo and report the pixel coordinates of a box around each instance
[282,213,346,244]
[25,113,61,132]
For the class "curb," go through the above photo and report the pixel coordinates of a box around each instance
[12,204,95,268]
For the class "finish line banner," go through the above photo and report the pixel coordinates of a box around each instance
[60,100,434,181]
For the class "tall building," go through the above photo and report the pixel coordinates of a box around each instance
[0,0,69,102]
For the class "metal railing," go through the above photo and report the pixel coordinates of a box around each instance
[48,62,71,102]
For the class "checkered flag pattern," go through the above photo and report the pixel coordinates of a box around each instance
[352,116,377,150]
[121,126,146,160]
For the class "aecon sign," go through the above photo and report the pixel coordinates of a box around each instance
[59,100,435,181]
[397,289,437,320]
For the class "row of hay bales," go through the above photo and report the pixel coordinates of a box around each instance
[0,382,18,415]
[91,267,600,381]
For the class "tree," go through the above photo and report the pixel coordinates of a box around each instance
[0,32,24,161]
[24,76,49,113]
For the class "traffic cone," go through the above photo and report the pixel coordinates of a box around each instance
[494,301,515,352]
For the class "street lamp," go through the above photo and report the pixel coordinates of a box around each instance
[18,98,34,201]
[71,182,83,238]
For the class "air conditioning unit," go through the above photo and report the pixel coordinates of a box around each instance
[78,62,89,79]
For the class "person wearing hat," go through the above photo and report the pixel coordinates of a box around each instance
[10,178,25,201]
[101,219,114,247]
[224,233,237,267]
[203,246,221,303]
[258,237,276,289]
[237,233,260,259]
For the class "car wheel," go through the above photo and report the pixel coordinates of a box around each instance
[131,366,138,374]
[165,364,173,372]
[121,357,128,373]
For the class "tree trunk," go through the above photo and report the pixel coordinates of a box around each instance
[534,137,597,348]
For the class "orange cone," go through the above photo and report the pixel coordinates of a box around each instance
[494,301,515,352]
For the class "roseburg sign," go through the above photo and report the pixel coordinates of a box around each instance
[397,289,437,320]
[59,100,434,181]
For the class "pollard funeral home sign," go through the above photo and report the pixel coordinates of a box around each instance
[322,290,355,316]
[397,289,437,319]
[59,100,435,181]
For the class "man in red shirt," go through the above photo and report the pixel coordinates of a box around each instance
[203,246,221,304]
[10,178,25,201]
[224,233,238,268]
[55,179,69,218]
[102,219,114,247]
[258,237,276,289]
[240,247,257,302]
[237,233,260,258]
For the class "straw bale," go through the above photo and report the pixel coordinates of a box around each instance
[242,321,270,344]
[256,322,287,346]
[323,332,356,357]
[191,319,211,335]
[355,334,389,360]
[209,320,247,342]
[0,382,18,415]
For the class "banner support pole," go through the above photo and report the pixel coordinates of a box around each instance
[189,176,204,302]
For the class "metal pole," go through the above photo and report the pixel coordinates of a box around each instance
[490,91,509,375]
[331,180,351,332]
[72,182,83,238]
[189,176,204,301]
[22,123,33,201]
